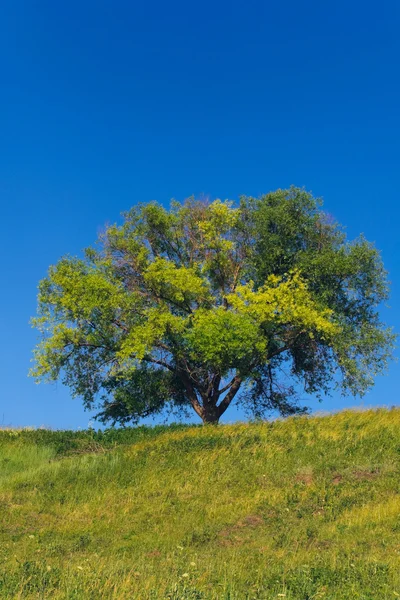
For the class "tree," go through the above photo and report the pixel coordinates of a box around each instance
[31,188,395,424]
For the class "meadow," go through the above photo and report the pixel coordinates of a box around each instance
[0,408,399,599]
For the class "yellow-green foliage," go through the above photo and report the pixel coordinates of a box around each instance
[227,272,339,339]
[1,408,399,599]
[144,258,210,305]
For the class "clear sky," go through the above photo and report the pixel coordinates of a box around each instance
[1,0,399,429]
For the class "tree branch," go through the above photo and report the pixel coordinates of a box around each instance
[266,330,307,360]
[229,261,242,293]
[179,371,204,419]
[153,290,193,314]
[216,375,242,418]
[218,375,237,396]
[142,355,175,373]
[212,373,221,397]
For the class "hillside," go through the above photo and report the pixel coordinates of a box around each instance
[0,409,399,599]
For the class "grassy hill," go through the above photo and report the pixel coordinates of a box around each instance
[0,409,399,599]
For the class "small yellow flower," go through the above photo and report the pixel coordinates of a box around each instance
[182,573,189,578]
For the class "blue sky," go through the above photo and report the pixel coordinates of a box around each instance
[1,0,399,429]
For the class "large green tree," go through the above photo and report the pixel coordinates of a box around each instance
[31,188,395,424]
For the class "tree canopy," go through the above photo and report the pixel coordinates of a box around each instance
[31,188,395,424]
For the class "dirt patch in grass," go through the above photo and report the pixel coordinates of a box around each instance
[295,467,314,486]
[237,514,264,528]
[332,474,343,485]
[331,469,380,485]
[146,549,162,558]
[352,468,380,481]
[217,514,264,546]
[296,473,314,486]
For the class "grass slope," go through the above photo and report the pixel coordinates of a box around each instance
[0,409,399,599]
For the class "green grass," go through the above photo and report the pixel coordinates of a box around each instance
[0,408,399,599]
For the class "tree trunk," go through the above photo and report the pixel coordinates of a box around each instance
[180,367,242,424]
[201,405,220,424]
[200,376,242,423]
